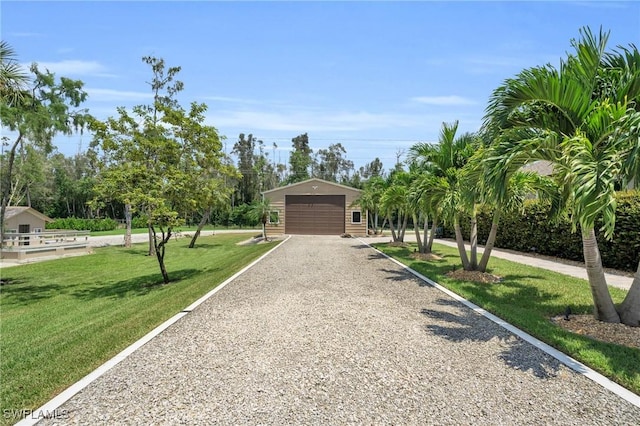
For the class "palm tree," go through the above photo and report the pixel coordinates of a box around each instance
[380,171,412,242]
[409,121,478,269]
[0,41,29,105]
[248,197,272,241]
[352,176,386,235]
[485,27,640,325]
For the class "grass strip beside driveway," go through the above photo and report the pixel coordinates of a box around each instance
[0,234,278,419]
[373,241,640,396]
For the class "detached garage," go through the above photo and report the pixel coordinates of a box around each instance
[262,178,366,236]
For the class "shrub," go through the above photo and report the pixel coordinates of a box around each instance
[46,217,118,232]
[441,190,640,272]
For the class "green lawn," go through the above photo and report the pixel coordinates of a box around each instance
[0,234,279,419]
[373,241,640,395]
[89,225,260,237]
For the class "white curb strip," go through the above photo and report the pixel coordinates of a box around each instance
[16,236,291,426]
[360,239,640,409]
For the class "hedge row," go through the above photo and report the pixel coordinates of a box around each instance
[442,191,640,272]
[46,217,119,232]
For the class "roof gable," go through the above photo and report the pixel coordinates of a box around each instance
[262,178,361,197]
[5,207,53,222]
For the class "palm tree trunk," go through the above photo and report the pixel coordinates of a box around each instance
[413,213,423,253]
[387,214,397,241]
[478,210,501,272]
[189,207,211,248]
[399,213,408,242]
[469,210,478,270]
[454,216,470,270]
[582,228,620,323]
[421,214,429,254]
[426,216,439,254]
[618,259,640,326]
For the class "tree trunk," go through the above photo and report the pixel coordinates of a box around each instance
[618,259,640,326]
[582,228,620,323]
[387,214,397,241]
[426,216,439,254]
[189,207,211,248]
[124,203,132,248]
[469,210,478,270]
[412,213,423,253]
[1,132,23,248]
[375,211,379,234]
[151,226,171,284]
[478,210,501,273]
[454,216,470,270]
[421,214,429,254]
[262,220,267,241]
[399,213,408,242]
[147,224,156,256]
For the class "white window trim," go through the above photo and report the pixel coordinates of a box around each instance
[351,210,362,224]
[268,210,280,225]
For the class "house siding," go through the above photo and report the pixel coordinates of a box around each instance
[263,179,366,236]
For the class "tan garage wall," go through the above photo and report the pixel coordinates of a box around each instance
[263,178,366,236]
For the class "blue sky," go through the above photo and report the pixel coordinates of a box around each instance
[2,1,639,172]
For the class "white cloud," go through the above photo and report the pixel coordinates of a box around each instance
[25,60,115,77]
[202,95,262,105]
[86,88,153,102]
[411,96,477,106]
[210,108,424,133]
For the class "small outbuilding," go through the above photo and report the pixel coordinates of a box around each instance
[2,207,90,261]
[262,178,366,236]
[3,206,52,235]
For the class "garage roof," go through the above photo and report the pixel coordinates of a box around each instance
[262,178,361,197]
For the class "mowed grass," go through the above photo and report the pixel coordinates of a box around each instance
[373,241,640,395]
[89,226,260,237]
[0,234,279,417]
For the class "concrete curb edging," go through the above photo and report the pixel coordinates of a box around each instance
[360,239,640,409]
[16,236,291,426]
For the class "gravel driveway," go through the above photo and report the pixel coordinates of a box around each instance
[40,236,639,425]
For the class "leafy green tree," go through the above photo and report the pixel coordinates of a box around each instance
[288,133,313,183]
[485,27,640,325]
[233,133,258,204]
[91,57,227,284]
[1,61,90,242]
[359,157,384,180]
[315,143,354,183]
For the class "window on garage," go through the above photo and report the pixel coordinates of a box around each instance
[268,210,280,224]
[351,210,362,224]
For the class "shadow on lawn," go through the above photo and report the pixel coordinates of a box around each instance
[421,298,563,379]
[72,268,205,300]
[0,282,64,305]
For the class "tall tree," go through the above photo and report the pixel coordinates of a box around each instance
[232,133,257,204]
[315,143,354,183]
[485,27,640,325]
[91,57,227,283]
[288,133,313,183]
[1,61,89,244]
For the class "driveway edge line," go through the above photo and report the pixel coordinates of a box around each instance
[360,239,640,408]
[16,236,291,426]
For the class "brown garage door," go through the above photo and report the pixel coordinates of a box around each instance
[285,195,345,235]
